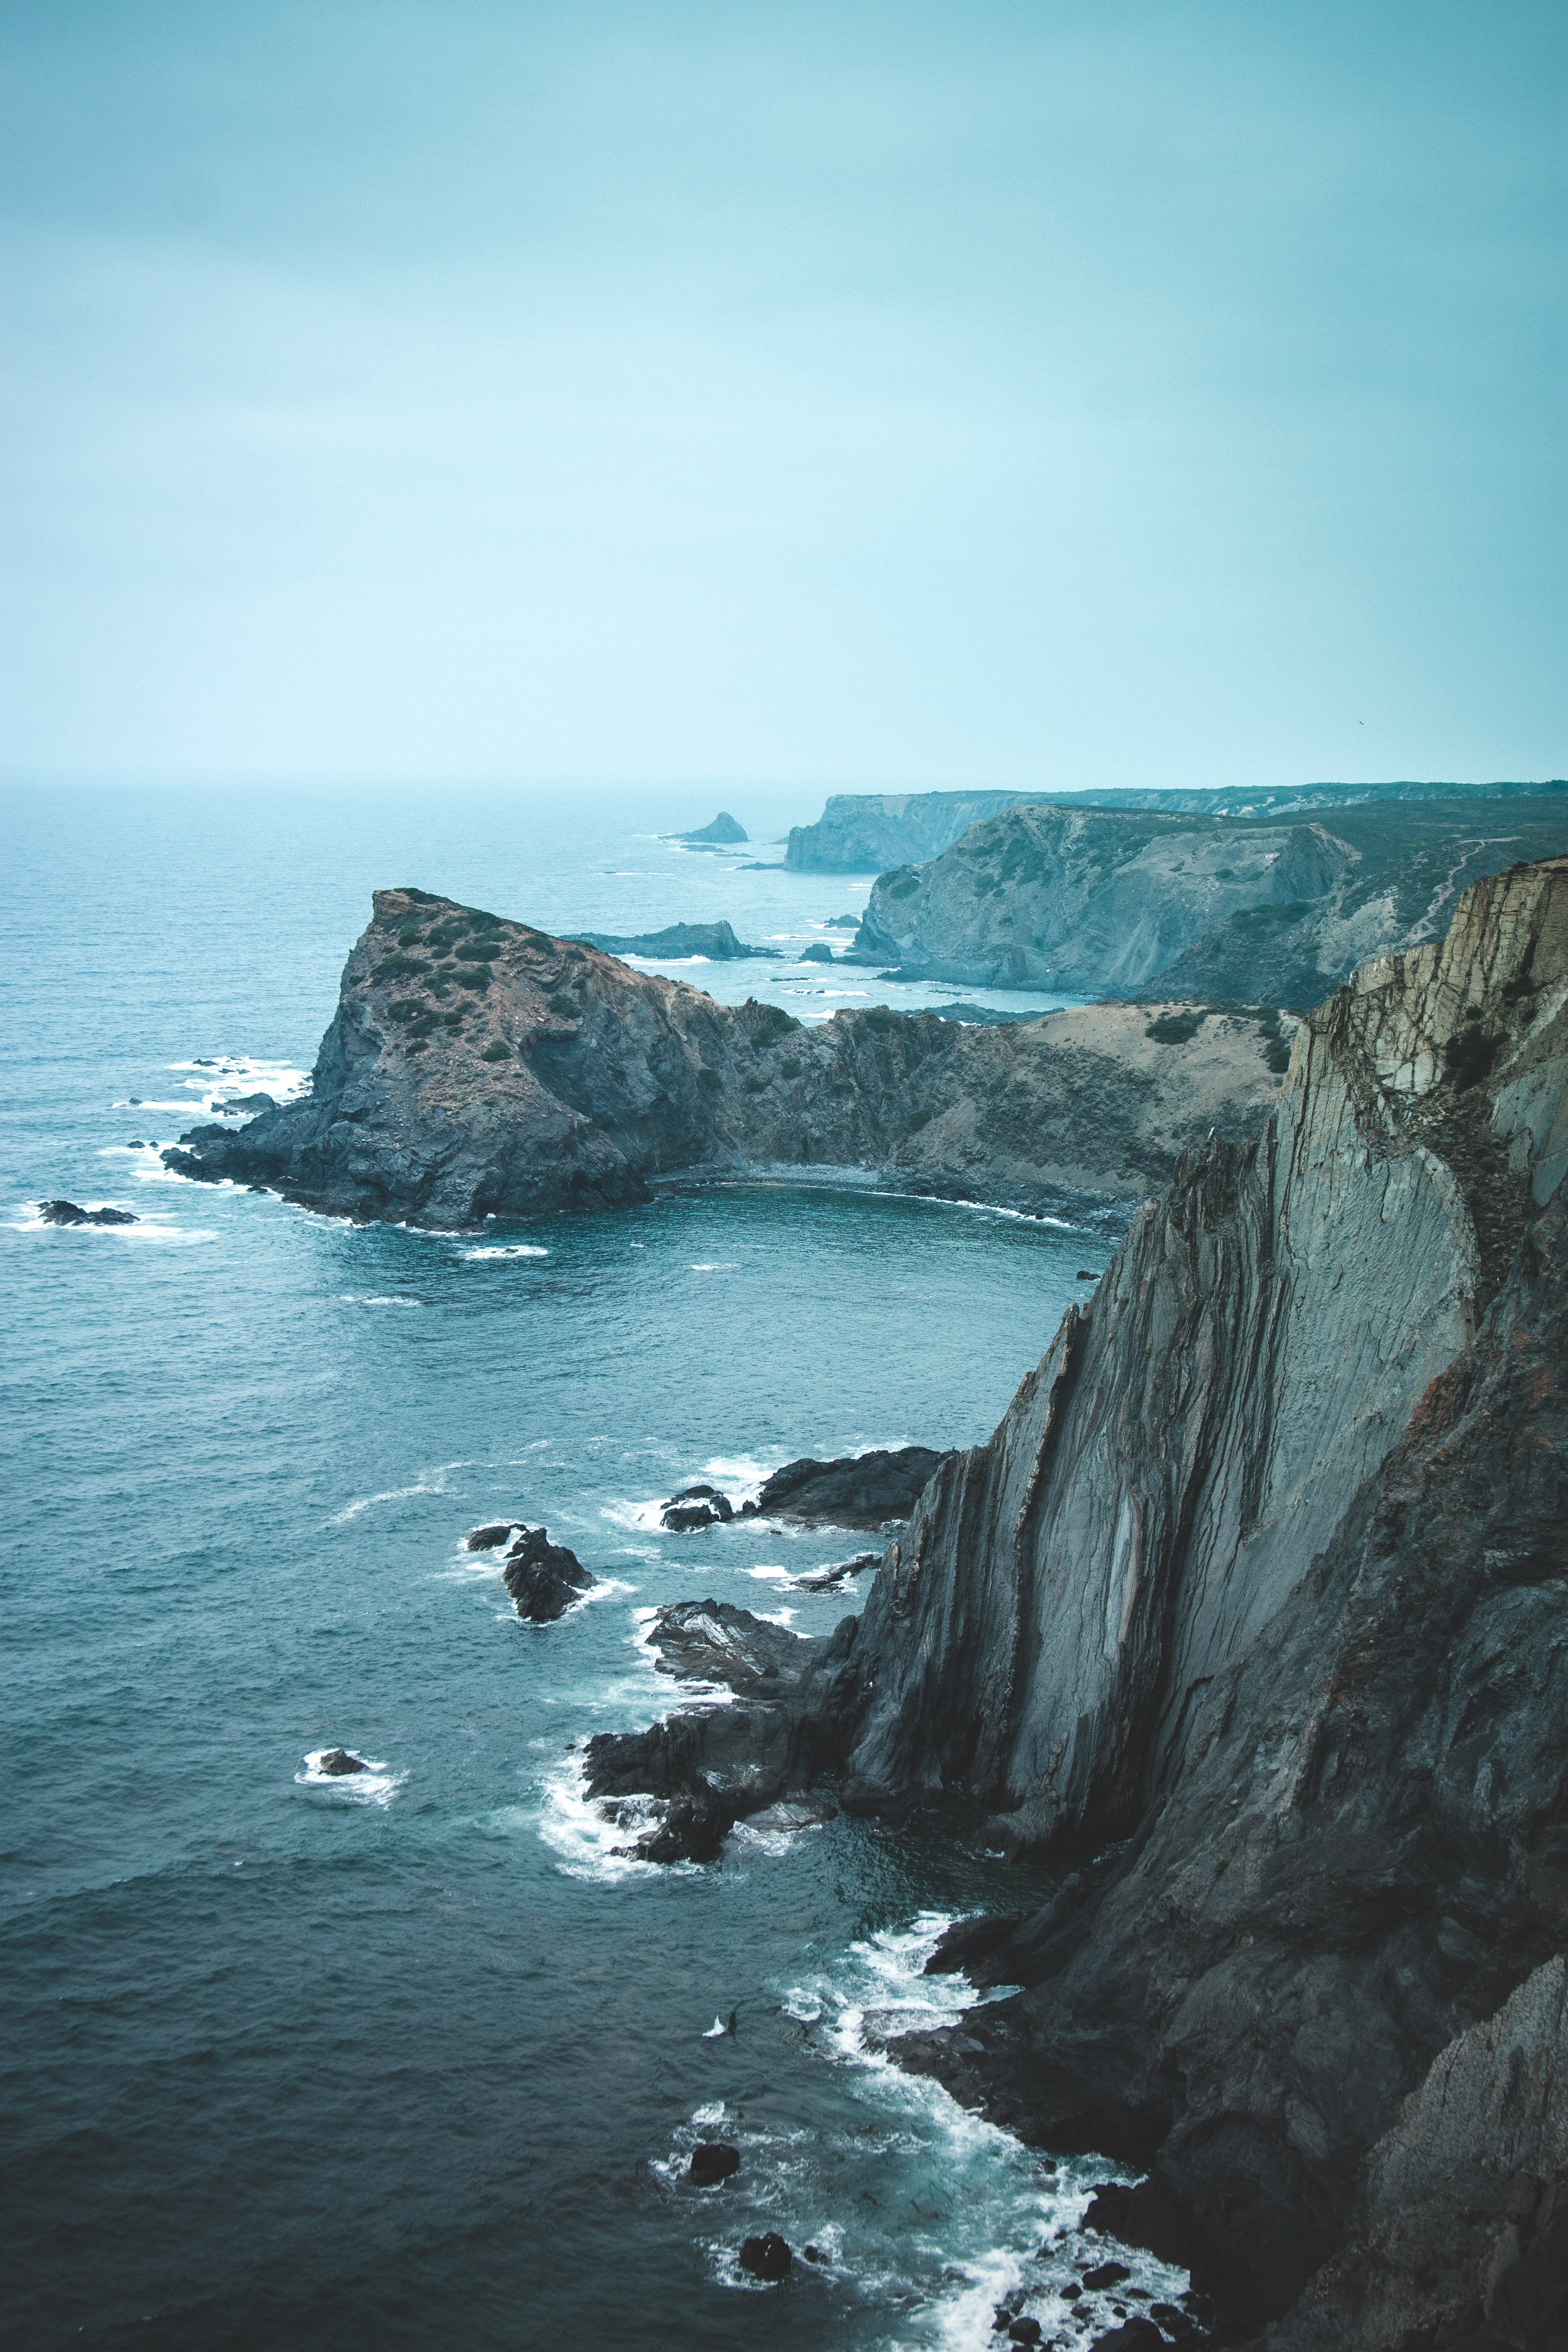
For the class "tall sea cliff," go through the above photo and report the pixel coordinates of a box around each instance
[585,855,1568,2343]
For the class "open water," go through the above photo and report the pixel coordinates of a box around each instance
[2,784,1182,2349]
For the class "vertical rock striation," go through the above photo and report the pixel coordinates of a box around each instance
[818,856,1568,2337]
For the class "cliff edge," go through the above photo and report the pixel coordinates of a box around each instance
[584,856,1568,2341]
[163,888,1288,1225]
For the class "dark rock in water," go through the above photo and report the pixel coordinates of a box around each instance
[465,1523,519,1551]
[1080,2261,1130,2290]
[127,1140,146,1148]
[224,1092,277,1115]
[1075,1268,1097,1279]
[659,1483,734,1531]
[573,919,772,961]
[688,2141,740,2186]
[670,811,748,845]
[1005,2320,1042,2346]
[803,2244,826,2263]
[744,1447,950,1530]
[1089,2323,1163,2350]
[500,1526,595,1621]
[644,1599,815,1695]
[796,1552,881,1592]
[737,2232,792,2282]
[622,1792,731,1864]
[39,1200,137,1226]
[797,941,835,963]
[923,1912,1026,1977]
[317,1748,368,1775]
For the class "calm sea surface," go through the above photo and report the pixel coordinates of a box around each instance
[1,784,1178,2349]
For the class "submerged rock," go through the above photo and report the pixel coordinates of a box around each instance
[500,1526,595,1622]
[737,2232,792,2282]
[39,1200,137,1226]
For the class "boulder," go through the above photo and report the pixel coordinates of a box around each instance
[688,2142,740,2187]
[317,1749,368,1776]
[39,1200,137,1226]
[738,2232,792,2282]
[500,1526,595,1621]
[465,1523,519,1550]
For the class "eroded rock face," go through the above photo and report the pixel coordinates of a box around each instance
[851,795,1568,1004]
[159,890,1287,1225]
[584,857,1568,2341]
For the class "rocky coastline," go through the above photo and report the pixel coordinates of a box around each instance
[578,856,1568,2346]
[161,888,1289,1225]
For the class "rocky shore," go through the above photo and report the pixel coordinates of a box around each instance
[161,889,1288,1225]
[580,856,1568,2345]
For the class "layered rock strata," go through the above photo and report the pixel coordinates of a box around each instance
[851,795,1568,1004]
[163,889,1288,1225]
[585,856,1568,2339]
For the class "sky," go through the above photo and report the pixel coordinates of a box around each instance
[0,0,1563,792]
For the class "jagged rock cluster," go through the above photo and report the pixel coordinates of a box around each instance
[162,888,1288,1223]
[584,857,1568,2345]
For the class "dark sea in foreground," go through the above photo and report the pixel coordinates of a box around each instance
[1,784,1183,2349]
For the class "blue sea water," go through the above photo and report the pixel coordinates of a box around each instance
[1,784,1180,2350]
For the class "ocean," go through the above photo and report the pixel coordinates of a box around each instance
[1,783,1183,2349]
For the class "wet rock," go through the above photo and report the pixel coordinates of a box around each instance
[797,942,835,963]
[687,2141,740,2186]
[796,1552,881,1592]
[500,1526,595,1622]
[645,1600,816,1694]
[660,1483,734,1532]
[1080,2263,1131,2291]
[465,1523,519,1550]
[1007,2319,1043,2345]
[39,1200,137,1226]
[223,1092,277,1114]
[622,1793,732,1865]
[318,1749,368,1775]
[744,1447,951,1530]
[738,2231,792,2282]
[1087,2323,1162,2350]
[803,2245,827,2263]
[923,1911,1026,1977]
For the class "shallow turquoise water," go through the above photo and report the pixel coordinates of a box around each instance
[1,784,1176,2349]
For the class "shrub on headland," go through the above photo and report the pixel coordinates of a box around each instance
[481,1039,511,1062]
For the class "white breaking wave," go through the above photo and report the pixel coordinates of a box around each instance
[294,1750,404,1806]
[461,1245,549,1260]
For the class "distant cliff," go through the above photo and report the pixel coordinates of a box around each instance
[163,888,1288,1224]
[786,779,1567,875]
[584,856,1568,2342]
[851,792,1568,1003]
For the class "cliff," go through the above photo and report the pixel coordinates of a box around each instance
[163,889,1288,1224]
[787,779,1568,877]
[851,794,1568,1003]
[583,855,1568,2341]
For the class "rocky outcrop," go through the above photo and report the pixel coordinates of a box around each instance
[668,812,747,845]
[586,857,1568,2341]
[38,1200,137,1225]
[788,780,1568,878]
[161,891,1288,1225]
[497,1526,595,1621]
[569,920,771,961]
[744,1447,950,1529]
[851,796,1568,1004]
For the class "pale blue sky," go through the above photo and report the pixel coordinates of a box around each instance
[1,0,1563,789]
